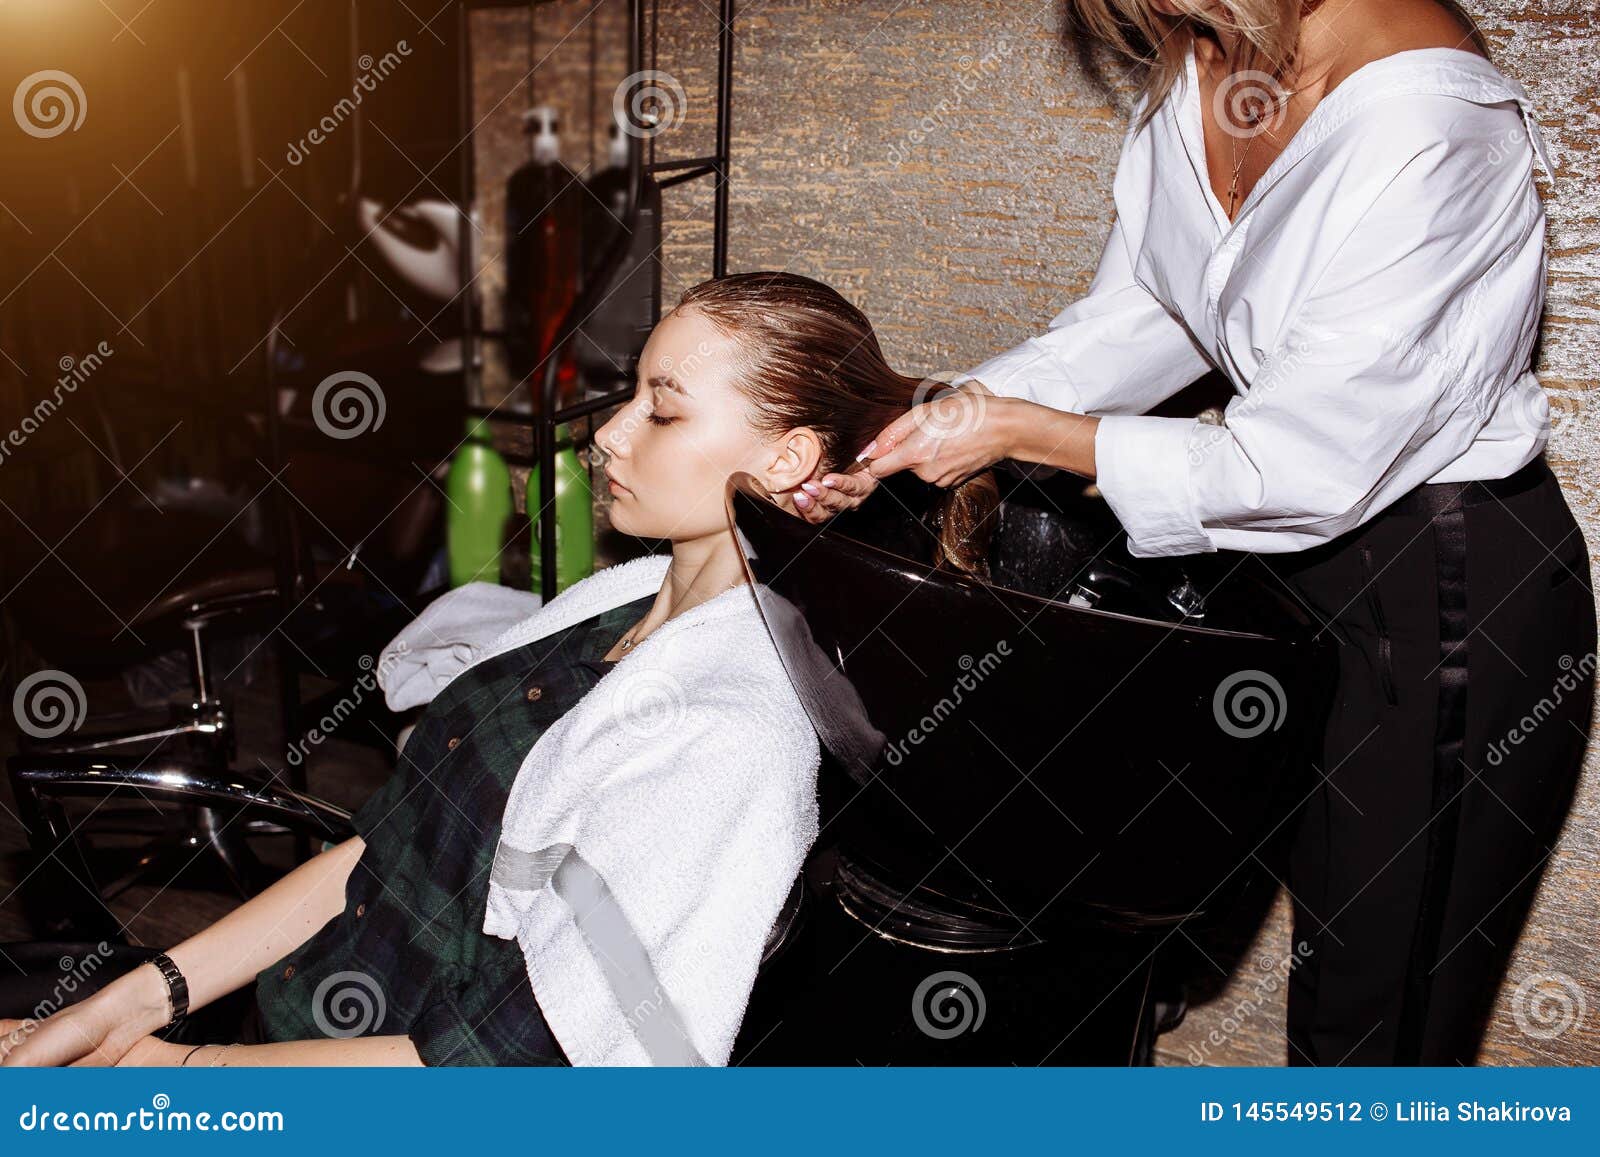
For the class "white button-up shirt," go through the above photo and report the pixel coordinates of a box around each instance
[955,44,1557,557]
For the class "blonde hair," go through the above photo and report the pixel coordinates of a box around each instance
[1066,0,1490,130]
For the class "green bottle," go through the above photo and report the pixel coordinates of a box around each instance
[445,416,513,588]
[530,422,594,593]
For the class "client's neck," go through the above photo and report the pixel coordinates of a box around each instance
[633,532,748,642]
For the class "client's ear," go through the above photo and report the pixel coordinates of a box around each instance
[760,427,824,494]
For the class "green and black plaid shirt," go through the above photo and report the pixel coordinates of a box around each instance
[253,590,655,1065]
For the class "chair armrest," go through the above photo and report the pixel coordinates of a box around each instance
[8,753,355,844]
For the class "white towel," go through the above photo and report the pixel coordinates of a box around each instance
[376,581,545,711]
[376,554,821,1066]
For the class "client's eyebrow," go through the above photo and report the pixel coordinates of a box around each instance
[648,374,691,398]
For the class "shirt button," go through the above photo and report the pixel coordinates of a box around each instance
[526,686,543,701]
[354,903,366,918]
[447,736,461,750]
[282,963,295,979]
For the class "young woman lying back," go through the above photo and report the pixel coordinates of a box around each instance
[0,271,994,1067]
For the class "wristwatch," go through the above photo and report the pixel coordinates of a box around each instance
[147,952,189,1026]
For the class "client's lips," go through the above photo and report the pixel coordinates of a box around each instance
[605,469,631,495]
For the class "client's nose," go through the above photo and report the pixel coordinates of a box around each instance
[593,415,627,460]
[726,468,1336,1066]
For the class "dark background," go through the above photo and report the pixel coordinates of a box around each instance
[0,0,464,535]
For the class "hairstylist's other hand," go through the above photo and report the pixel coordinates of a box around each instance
[790,464,879,524]
[864,379,1007,488]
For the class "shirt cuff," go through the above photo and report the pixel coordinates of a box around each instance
[1093,414,1214,557]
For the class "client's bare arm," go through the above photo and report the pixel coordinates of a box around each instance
[0,836,367,1067]
[130,1033,423,1067]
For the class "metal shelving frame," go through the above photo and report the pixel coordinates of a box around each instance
[457,0,734,600]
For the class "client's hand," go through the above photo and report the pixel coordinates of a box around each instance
[789,464,879,524]
[115,1035,194,1066]
[0,961,174,1067]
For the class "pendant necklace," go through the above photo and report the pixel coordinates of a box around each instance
[613,576,746,655]
[1225,46,1301,220]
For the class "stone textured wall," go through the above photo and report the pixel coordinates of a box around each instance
[474,0,1599,1064]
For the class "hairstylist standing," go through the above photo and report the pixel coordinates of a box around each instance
[799,0,1595,1066]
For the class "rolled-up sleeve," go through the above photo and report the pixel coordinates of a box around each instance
[1097,98,1546,557]
[952,212,1213,415]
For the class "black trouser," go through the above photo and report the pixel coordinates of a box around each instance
[1266,456,1594,1065]
[0,941,265,1047]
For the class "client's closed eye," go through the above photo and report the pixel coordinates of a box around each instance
[646,412,676,427]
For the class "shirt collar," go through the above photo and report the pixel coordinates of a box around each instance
[1342,47,1556,179]
[1176,42,1556,225]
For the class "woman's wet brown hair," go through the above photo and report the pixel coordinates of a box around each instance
[674,271,999,578]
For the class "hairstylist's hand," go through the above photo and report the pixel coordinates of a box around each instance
[789,464,879,524]
[863,379,1009,488]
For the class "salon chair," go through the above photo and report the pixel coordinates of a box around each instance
[2,376,453,940]
[724,467,1336,1065]
[3,201,468,939]
[0,357,315,937]
[2,452,444,940]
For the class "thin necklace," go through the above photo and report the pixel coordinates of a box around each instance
[613,576,746,654]
[1225,47,1301,220]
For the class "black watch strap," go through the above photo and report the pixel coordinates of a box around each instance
[149,951,189,1023]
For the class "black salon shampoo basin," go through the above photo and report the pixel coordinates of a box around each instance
[728,468,1336,950]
